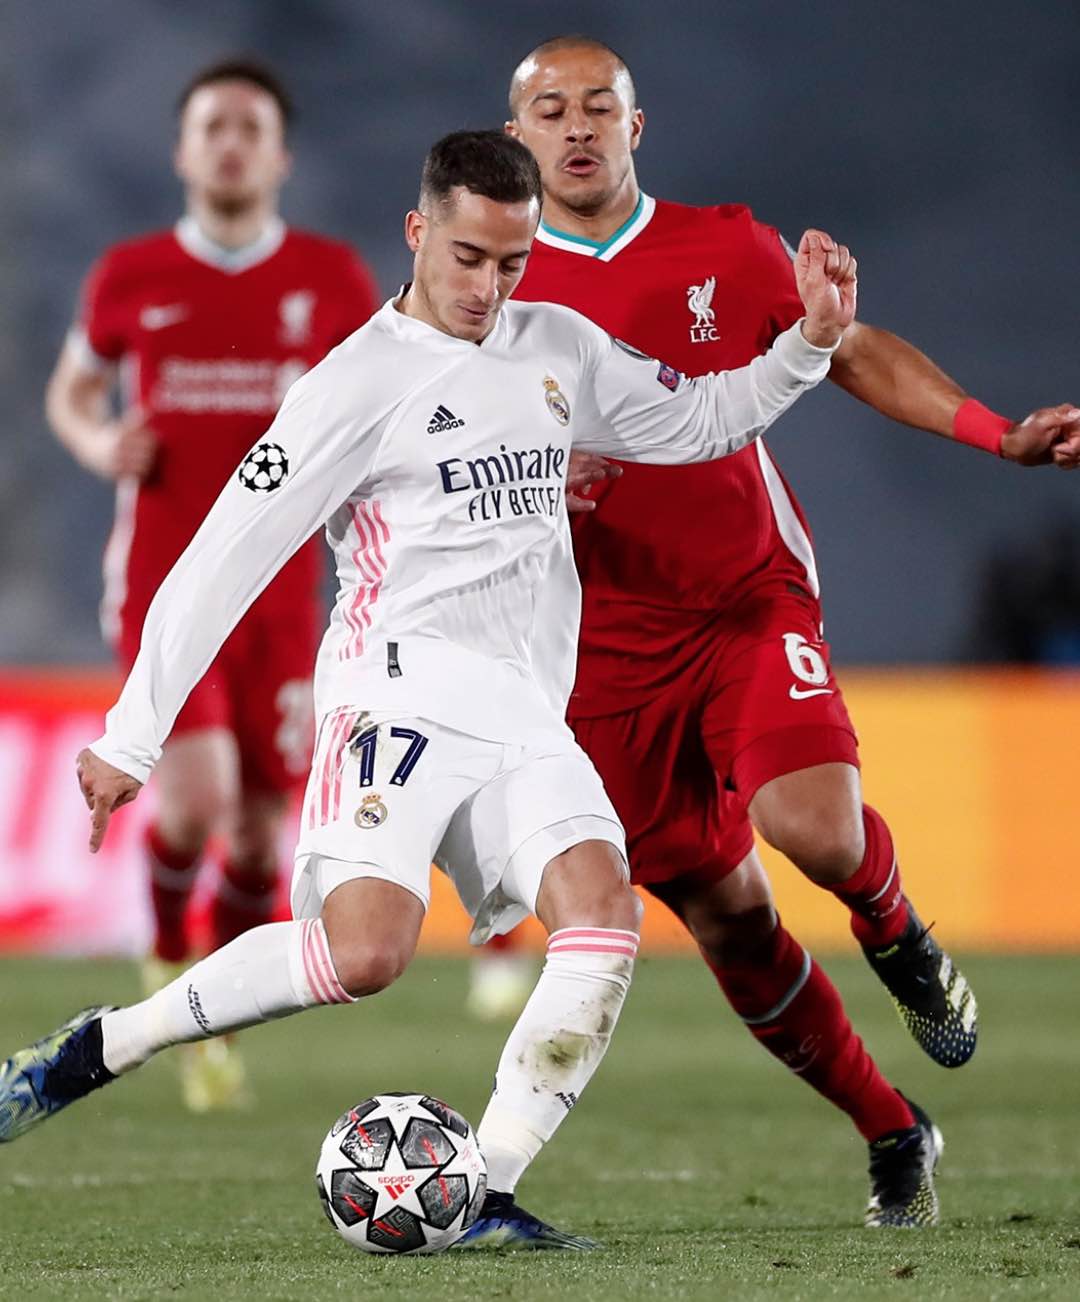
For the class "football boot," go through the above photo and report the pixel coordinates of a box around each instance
[454,1191,600,1250]
[0,1006,116,1142]
[865,1097,943,1228]
[863,902,977,1067]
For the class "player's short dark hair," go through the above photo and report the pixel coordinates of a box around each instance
[177,58,294,131]
[509,35,636,117]
[419,130,542,214]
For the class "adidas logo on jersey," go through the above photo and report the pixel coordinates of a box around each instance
[427,404,465,434]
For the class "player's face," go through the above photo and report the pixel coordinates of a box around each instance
[405,188,539,343]
[175,81,290,216]
[507,48,643,218]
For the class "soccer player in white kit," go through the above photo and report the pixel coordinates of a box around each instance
[0,131,855,1247]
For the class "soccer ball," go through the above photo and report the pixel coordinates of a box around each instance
[315,1093,487,1254]
[238,441,289,492]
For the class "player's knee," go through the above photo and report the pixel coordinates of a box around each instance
[330,939,411,998]
[570,873,643,934]
[690,902,778,969]
[538,841,643,934]
[758,804,864,885]
[155,803,227,857]
[227,826,282,877]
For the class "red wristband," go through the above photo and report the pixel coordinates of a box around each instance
[952,398,1011,456]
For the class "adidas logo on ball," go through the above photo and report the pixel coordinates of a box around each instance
[238,442,290,493]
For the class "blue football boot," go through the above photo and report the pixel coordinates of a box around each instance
[0,1006,116,1142]
[455,1191,600,1250]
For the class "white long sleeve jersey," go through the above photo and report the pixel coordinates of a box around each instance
[91,296,836,784]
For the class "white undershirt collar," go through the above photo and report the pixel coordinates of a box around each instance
[174,214,286,274]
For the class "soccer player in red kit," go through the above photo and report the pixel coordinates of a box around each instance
[46,59,378,1110]
[507,36,1080,1226]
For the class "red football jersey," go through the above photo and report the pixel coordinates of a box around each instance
[75,218,379,642]
[514,195,818,714]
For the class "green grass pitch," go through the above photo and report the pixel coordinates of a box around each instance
[2,953,1078,1300]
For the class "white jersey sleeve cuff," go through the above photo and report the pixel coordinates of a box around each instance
[87,737,155,787]
[773,318,841,381]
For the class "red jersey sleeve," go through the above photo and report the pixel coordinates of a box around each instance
[78,249,128,364]
[750,221,804,347]
[330,247,380,344]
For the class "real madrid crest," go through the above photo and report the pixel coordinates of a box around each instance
[543,375,570,426]
[355,792,388,829]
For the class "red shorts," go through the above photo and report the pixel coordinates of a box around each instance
[570,587,858,887]
[117,591,320,795]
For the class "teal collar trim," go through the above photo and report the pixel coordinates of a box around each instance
[535,194,655,262]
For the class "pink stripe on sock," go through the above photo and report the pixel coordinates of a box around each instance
[547,927,640,960]
[548,927,639,944]
[302,920,335,1005]
[547,942,639,958]
[308,919,352,1004]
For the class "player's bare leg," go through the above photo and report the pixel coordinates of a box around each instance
[462,840,642,1250]
[648,849,941,1225]
[748,762,977,1067]
[466,928,536,1022]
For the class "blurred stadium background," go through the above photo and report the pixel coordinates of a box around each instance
[1,0,1078,959]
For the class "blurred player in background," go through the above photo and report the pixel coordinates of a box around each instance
[45,58,379,1110]
[507,35,1080,1226]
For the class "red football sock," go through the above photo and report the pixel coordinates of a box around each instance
[710,919,915,1141]
[829,805,909,948]
[145,823,201,963]
[209,860,278,951]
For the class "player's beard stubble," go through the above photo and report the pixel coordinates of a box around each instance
[556,160,632,219]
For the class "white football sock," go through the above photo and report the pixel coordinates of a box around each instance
[476,927,639,1194]
[101,919,353,1075]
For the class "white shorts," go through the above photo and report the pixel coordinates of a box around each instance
[291,710,627,943]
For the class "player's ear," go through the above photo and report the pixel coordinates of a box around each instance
[404,209,426,253]
[504,119,521,140]
[629,108,645,153]
[172,135,188,184]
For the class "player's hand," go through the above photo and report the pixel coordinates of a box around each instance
[1001,404,1080,468]
[75,748,142,853]
[85,407,158,481]
[566,450,622,512]
[795,229,857,349]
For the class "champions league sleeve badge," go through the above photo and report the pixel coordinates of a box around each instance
[543,375,571,426]
[656,362,681,392]
[238,442,290,492]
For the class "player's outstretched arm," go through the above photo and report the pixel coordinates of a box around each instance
[75,749,142,854]
[570,235,854,468]
[87,363,383,801]
[828,319,1080,467]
